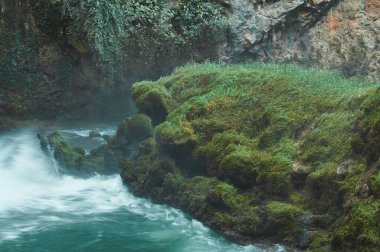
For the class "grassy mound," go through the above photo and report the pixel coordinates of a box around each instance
[122,63,379,250]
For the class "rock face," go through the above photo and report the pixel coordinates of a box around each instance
[227,0,379,80]
[0,0,131,120]
[0,0,378,122]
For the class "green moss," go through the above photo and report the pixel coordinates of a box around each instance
[122,113,153,144]
[137,137,157,157]
[207,182,240,210]
[47,131,108,173]
[155,119,197,147]
[256,155,293,197]
[219,147,261,188]
[308,231,331,251]
[195,131,250,175]
[266,201,304,242]
[369,172,380,198]
[332,200,380,250]
[299,112,354,167]
[355,88,380,163]
[305,163,341,214]
[266,201,303,218]
[179,176,220,204]
[127,63,380,249]
[48,131,82,169]
[132,81,176,124]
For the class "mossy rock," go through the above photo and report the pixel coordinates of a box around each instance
[116,113,153,145]
[125,63,380,249]
[331,200,380,250]
[265,201,304,243]
[196,131,249,176]
[258,113,293,149]
[256,155,293,197]
[48,131,82,169]
[207,182,239,210]
[137,137,156,157]
[369,172,380,198]
[132,81,176,125]
[155,119,197,147]
[219,149,260,189]
[305,164,341,214]
[47,131,107,174]
[355,88,380,163]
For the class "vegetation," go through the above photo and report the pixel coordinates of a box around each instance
[119,63,380,250]
[55,0,227,78]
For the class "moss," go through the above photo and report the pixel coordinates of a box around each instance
[308,231,331,251]
[305,163,341,214]
[207,182,240,210]
[132,81,176,124]
[213,212,235,229]
[137,137,156,157]
[258,113,293,149]
[256,155,293,197]
[195,131,249,175]
[125,113,153,144]
[355,88,380,163]
[299,112,354,167]
[47,131,108,174]
[48,131,82,169]
[127,63,380,249]
[369,172,380,198]
[179,176,220,205]
[266,201,304,242]
[155,119,197,147]
[332,200,380,250]
[219,147,260,188]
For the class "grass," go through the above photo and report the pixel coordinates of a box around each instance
[127,62,380,249]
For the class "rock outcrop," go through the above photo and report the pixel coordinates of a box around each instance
[44,131,117,175]
[0,0,133,121]
[227,0,379,80]
[118,63,380,250]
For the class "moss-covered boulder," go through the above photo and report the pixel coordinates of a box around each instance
[355,88,380,164]
[132,82,176,125]
[121,63,380,250]
[46,131,111,175]
[332,200,380,250]
[116,113,154,145]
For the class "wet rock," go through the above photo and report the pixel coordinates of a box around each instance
[102,135,112,143]
[37,133,48,152]
[45,131,110,175]
[292,161,312,189]
[89,130,101,138]
[336,160,353,179]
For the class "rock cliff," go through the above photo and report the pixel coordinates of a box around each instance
[227,0,379,80]
[1,0,378,120]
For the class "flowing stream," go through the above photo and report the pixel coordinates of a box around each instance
[0,128,284,252]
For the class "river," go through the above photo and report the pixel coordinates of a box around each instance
[0,128,284,252]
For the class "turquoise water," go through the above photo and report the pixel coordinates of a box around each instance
[0,129,284,252]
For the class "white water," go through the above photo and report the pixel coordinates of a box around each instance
[0,129,284,252]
